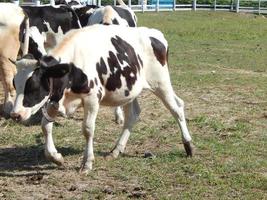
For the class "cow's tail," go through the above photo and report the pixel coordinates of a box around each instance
[65,5,82,29]
[117,0,128,7]
[20,13,30,56]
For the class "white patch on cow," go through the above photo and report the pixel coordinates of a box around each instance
[29,26,47,55]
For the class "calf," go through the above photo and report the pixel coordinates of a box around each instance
[21,2,137,123]
[0,3,29,115]
[11,25,193,174]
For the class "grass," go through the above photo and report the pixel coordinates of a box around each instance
[0,11,267,199]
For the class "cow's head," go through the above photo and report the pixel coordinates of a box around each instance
[10,55,72,122]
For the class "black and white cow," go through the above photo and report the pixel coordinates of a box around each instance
[11,25,193,174]
[22,3,137,123]
[21,5,82,60]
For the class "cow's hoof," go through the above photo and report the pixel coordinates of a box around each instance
[46,152,64,166]
[115,114,124,125]
[79,163,92,175]
[105,149,121,160]
[183,141,194,157]
[115,117,124,125]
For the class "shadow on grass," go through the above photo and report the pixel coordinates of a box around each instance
[0,143,82,176]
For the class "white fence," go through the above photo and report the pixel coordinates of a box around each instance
[16,0,267,14]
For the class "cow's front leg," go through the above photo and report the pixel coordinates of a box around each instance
[80,100,99,175]
[109,99,141,158]
[41,102,64,166]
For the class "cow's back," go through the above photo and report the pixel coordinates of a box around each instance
[0,3,24,57]
[50,25,168,105]
[22,5,80,34]
[0,3,25,27]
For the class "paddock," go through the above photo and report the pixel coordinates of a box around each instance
[0,11,266,199]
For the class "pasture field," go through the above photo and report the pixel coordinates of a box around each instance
[0,11,267,199]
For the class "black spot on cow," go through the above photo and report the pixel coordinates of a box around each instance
[28,37,43,59]
[149,37,167,66]
[112,18,119,25]
[96,36,142,92]
[110,35,142,91]
[111,6,136,27]
[106,51,122,91]
[96,57,108,85]
[97,89,102,102]
[125,90,129,97]
[89,80,94,89]
[137,55,143,67]
[94,77,98,86]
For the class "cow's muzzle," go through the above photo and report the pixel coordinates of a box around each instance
[10,112,22,122]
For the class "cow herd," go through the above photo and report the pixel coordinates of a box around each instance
[0,1,193,174]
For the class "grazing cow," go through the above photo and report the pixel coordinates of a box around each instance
[0,3,29,115]
[11,25,193,174]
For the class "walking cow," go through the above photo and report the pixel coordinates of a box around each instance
[11,25,193,174]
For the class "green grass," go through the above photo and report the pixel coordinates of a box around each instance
[0,11,267,199]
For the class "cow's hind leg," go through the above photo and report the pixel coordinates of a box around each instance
[154,87,194,157]
[80,100,99,174]
[114,106,124,124]
[109,98,141,158]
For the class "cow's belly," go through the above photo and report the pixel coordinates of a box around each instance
[100,85,143,107]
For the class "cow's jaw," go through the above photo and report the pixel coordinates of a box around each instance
[12,93,50,121]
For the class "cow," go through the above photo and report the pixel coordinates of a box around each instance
[11,24,194,174]
[21,1,137,123]
[21,5,82,60]
[0,3,29,115]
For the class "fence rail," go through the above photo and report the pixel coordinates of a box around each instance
[12,0,267,14]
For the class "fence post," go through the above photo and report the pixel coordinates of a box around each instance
[98,0,101,7]
[156,0,160,12]
[230,0,234,11]
[128,0,132,8]
[214,0,216,11]
[13,0,19,5]
[236,0,239,12]
[192,0,197,11]
[258,0,261,15]
[114,0,116,6]
[173,0,176,11]
[142,0,145,12]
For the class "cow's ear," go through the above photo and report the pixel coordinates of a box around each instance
[42,63,72,78]
[39,55,60,67]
